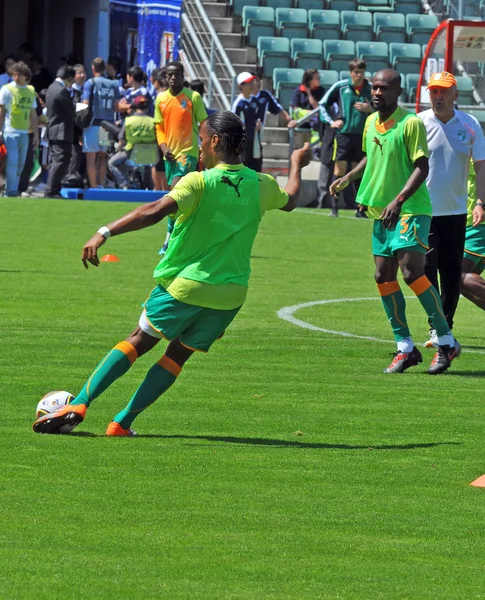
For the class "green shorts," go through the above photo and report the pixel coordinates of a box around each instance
[139,285,241,352]
[164,154,198,187]
[372,215,430,258]
[464,225,485,267]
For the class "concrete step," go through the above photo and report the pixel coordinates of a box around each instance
[210,17,241,34]
[201,2,227,17]
[263,126,289,143]
[261,158,289,177]
[261,141,289,160]
[220,46,257,65]
[217,32,243,48]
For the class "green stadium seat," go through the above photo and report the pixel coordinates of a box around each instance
[318,69,340,88]
[393,0,422,14]
[291,38,324,70]
[406,14,439,45]
[258,37,291,78]
[467,109,485,125]
[308,10,341,41]
[273,68,305,108]
[327,0,358,10]
[455,75,474,105]
[298,0,326,9]
[276,8,309,39]
[341,10,373,41]
[242,6,275,47]
[357,0,395,12]
[266,0,292,8]
[374,13,406,43]
[406,73,420,103]
[324,39,356,70]
[339,70,372,79]
[389,43,422,75]
[356,41,389,72]
[230,0,260,17]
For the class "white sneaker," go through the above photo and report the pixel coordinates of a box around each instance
[34,182,48,193]
[423,329,438,349]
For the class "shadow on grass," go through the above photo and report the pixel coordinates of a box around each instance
[69,431,101,437]
[134,434,461,450]
[445,370,485,377]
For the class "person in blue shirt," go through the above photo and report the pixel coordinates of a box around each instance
[82,58,120,188]
[118,66,151,120]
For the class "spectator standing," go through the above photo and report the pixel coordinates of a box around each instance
[106,56,124,90]
[320,59,373,217]
[63,64,86,187]
[0,55,18,87]
[290,69,325,158]
[82,58,120,188]
[150,68,168,191]
[417,71,485,347]
[119,66,150,119]
[30,55,53,94]
[44,65,76,198]
[0,61,38,197]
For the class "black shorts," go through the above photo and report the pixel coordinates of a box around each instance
[154,146,166,172]
[335,133,364,163]
[243,139,263,173]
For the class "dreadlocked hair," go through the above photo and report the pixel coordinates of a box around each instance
[206,111,247,157]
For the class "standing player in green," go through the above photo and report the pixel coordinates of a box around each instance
[32,112,309,436]
[331,69,460,374]
[154,61,207,255]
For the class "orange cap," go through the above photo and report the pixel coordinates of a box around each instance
[427,71,457,89]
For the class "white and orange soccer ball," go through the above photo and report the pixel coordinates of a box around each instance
[36,391,74,419]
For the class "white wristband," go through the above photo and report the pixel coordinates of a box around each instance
[97,226,111,238]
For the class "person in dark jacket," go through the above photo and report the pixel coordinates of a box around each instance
[44,65,76,198]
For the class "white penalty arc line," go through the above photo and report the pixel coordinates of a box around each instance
[277,297,485,354]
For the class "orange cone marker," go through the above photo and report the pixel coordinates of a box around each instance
[101,254,120,263]
[470,474,485,487]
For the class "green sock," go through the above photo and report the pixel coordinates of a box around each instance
[113,356,182,429]
[409,276,449,336]
[377,281,411,341]
[71,341,138,407]
[167,217,175,235]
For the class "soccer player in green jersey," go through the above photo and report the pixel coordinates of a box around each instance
[461,160,485,309]
[32,112,310,436]
[330,69,460,374]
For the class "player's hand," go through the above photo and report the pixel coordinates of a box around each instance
[255,119,261,132]
[290,142,311,169]
[472,204,485,227]
[161,144,175,161]
[82,233,107,269]
[330,119,344,129]
[330,176,349,197]
[287,119,297,129]
[380,198,403,229]
[354,101,372,113]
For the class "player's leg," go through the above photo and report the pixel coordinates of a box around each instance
[461,254,485,309]
[423,216,441,347]
[97,151,108,187]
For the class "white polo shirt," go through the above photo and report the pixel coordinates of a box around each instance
[418,108,485,216]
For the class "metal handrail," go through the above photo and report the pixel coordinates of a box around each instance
[181,13,231,110]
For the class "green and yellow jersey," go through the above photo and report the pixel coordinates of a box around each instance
[356,106,432,218]
[153,163,289,310]
[466,160,482,227]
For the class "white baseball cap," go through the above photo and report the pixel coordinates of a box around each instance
[237,71,256,86]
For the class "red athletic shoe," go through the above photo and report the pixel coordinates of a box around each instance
[105,422,137,437]
[428,340,461,375]
[33,403,87,434]
[384,347,423,373]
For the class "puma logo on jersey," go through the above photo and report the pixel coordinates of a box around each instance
[373,137,386,155]
[221,176,243,198]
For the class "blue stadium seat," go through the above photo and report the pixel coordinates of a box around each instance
[230,0,260,17]
[308,10,341,41]
[406,13,439,45]
[393,0,422,13]
[467,109,485,125]
[276,8,309,39]
[339,69,372,79]
[389,42,422,75]
[357,0,395,12]
[318,69,340,88]
[298,0,326,9]
[356,41,389,72]
[455,75,474,105]
[242,6,276,46]
[327,0,358,10]
[341,10,373,41]
[374,12,406,43]
[273,68,305,108]
[406,72,420,103]
[291,38,324,69]
[258,37,291,78]
[323,39,356,70]
[266,0,292,7]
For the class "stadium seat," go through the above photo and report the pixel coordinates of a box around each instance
[230,0,260,17]
[339,70,372,79]
[393,0,422,14]
[273,68,305,108]
[327,0,358,10]
[467,109,485,125]
[357,0,394,12]
[455,75,474,105]
[258,37,291,78]
[389,42,422,75]
[324,39,356,70]
[406,73,420,103]
[291,38,324,69]
[297,0,326,9]
[356,41,389,72]
[318,69,340,88]
[276,8,309,39]
[266,0,292,7]
[374,13,406,43]
[242,6,276,47]
[406,13,439,45]
[341,11,373,41]
[308,10,341,41]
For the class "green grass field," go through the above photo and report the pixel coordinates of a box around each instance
[2,198,485,599]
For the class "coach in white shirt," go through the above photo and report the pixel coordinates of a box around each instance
[418,71,485,346]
